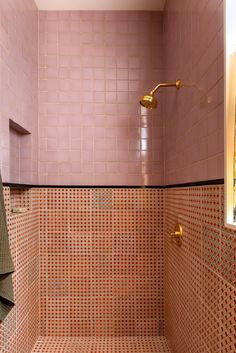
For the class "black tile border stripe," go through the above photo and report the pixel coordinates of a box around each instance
[163,178,224,188]
[3,183,162,189]
[3,178,224,189]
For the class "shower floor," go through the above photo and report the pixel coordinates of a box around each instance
[32,336,171,353]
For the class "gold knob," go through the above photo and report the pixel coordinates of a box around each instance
[171,231,181,237]
[170,224,183,245]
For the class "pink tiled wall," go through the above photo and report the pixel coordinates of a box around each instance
[163,0,224,184]
[1,2,225,187]
[39,188,164,336]
[164,185,236,353]
[0,188,39,353]
[0,0,38,184]
[38,11,164,186]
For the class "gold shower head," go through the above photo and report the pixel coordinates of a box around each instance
[140,80,181,110]
[140,94,157,109]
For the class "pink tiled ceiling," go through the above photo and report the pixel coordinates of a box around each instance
[38,11,164,186]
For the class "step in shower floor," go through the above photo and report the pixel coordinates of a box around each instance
[32,336,171,353]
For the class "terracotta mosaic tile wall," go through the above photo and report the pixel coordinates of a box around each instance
[32,336,171,353]
[38,11,164,186]
[0,188,39,353]
[39,188,164,336]
[1,185,235,353]
[164,185,236,353]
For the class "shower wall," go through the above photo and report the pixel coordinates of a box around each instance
[0,1,39,352]
[37,10,165,340]
[1,2,235,353]
[0,0,38,184]
[163,1,236,353]
[164,0,224,185]
[0,188,39,353]
[38,11,164,186]
[39,188,164,336]
[165,185,236,353]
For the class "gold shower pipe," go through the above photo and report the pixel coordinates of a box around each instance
[150,80,181,95]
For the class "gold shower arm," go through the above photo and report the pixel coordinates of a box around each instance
[150,80,181,95]
[140,79,181,109]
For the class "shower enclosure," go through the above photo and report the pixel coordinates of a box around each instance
[0,1,234,353]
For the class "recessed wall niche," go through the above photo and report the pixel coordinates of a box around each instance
[9,119,31,184]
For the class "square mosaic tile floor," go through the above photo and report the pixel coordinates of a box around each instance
[32,336,171,353]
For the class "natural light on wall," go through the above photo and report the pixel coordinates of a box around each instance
[225,0,236,228]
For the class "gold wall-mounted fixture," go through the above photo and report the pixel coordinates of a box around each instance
[171,223,183,246]
[140,80,181,110]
